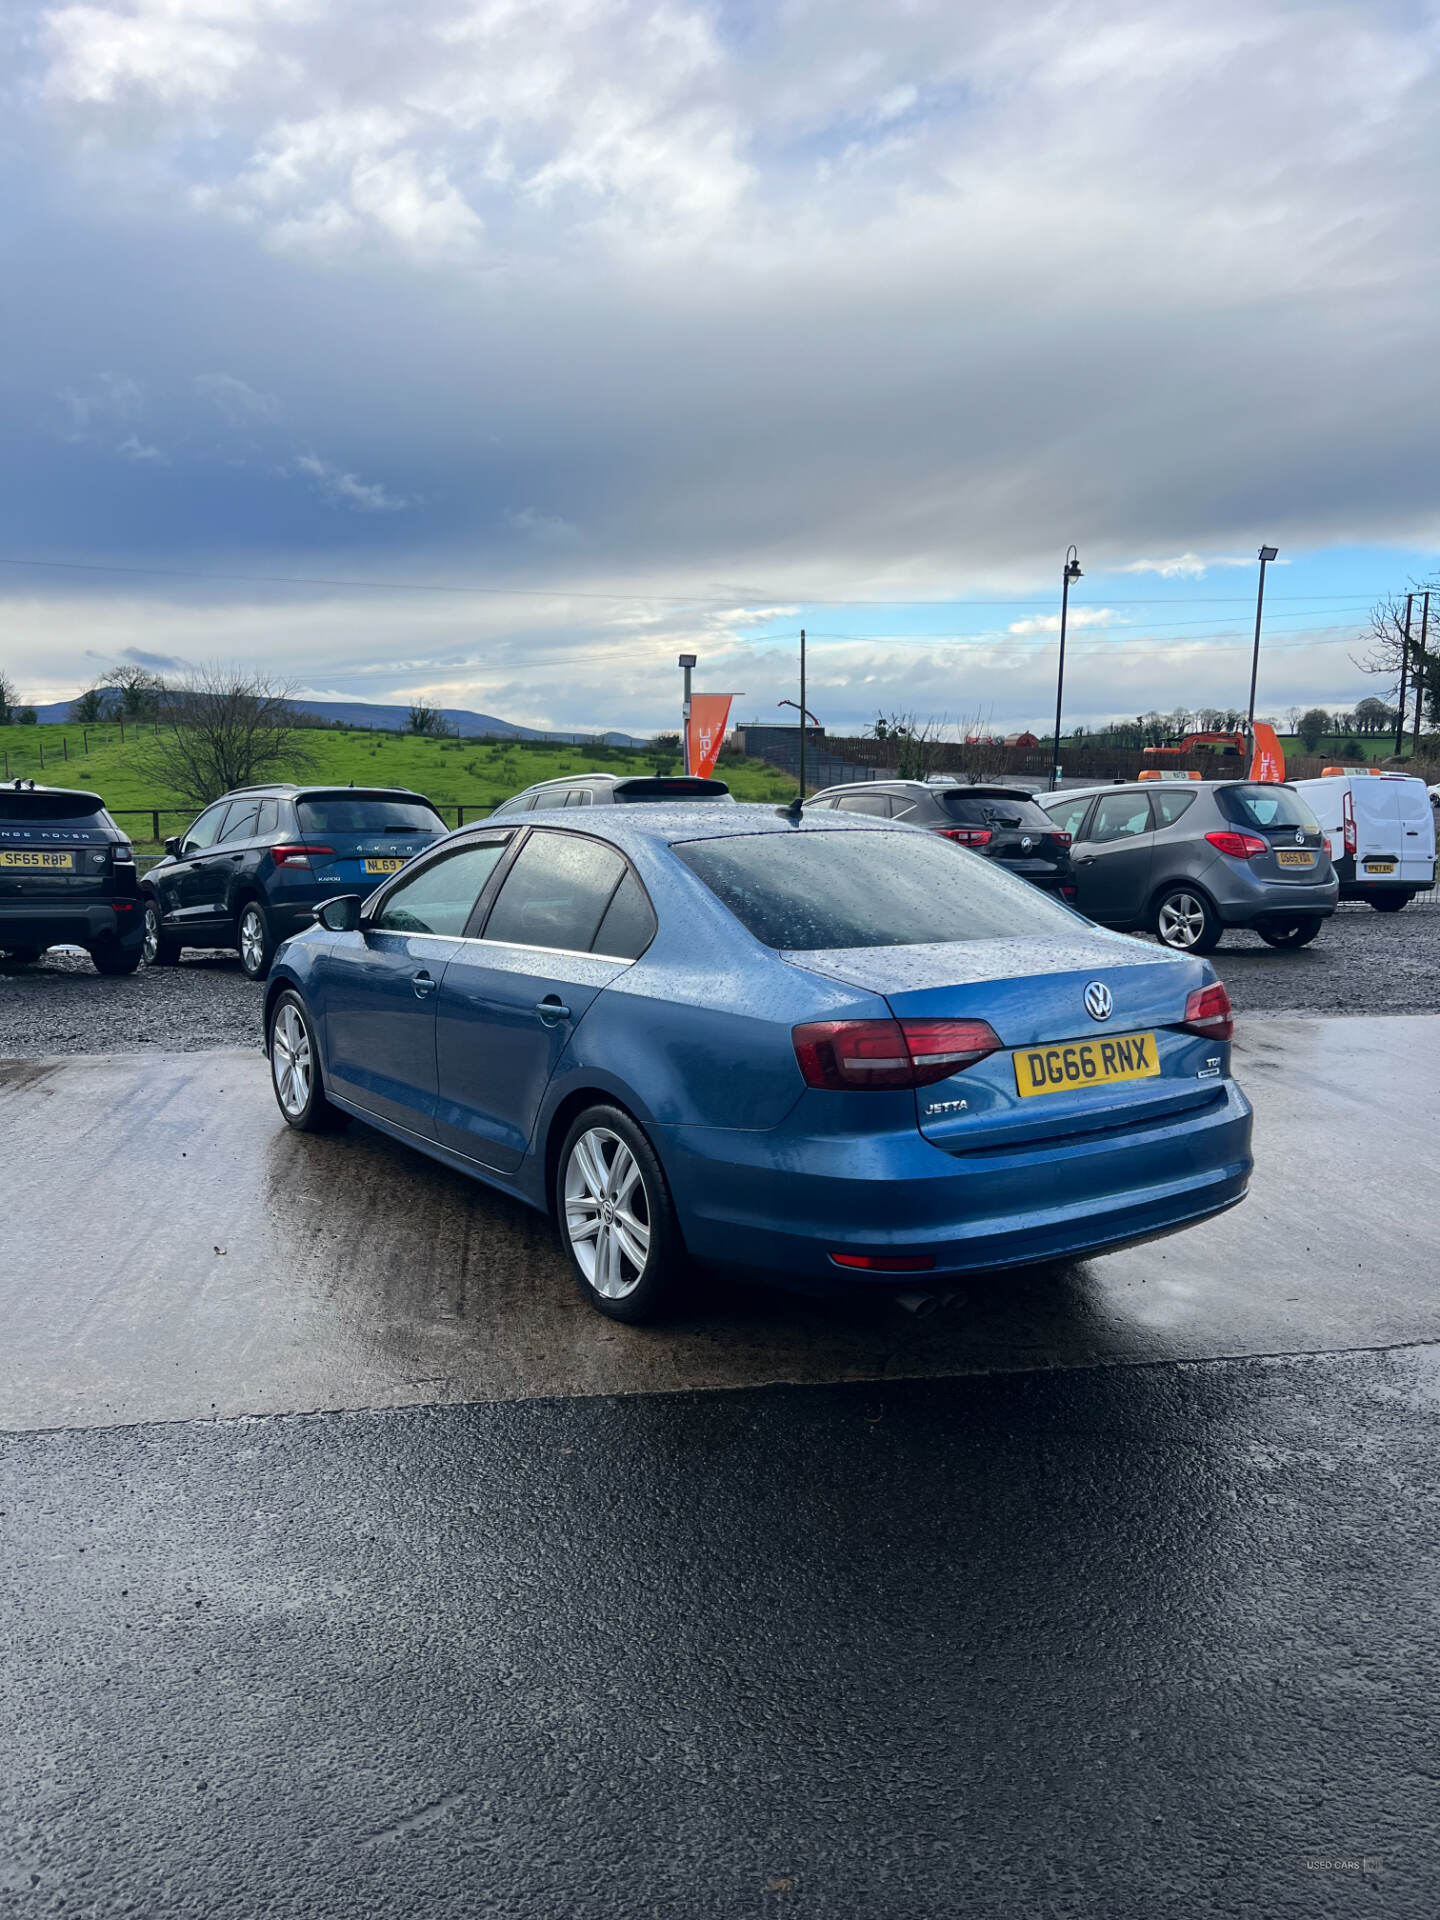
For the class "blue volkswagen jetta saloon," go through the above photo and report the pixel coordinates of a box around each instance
[263,803,1254,1322]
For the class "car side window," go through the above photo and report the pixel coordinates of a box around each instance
[1151,790,1198,828]
[182,803,229,854]
[1089,793,1154,843]
[219,799,261,843]
[482,830,627,953]
[835,793,893,816]
[1044,795,1093,840]
[804,796,837,810]
[592,869,657,959]
[563,789,594,808]
[372,843,511,937]
[254,799,279,837]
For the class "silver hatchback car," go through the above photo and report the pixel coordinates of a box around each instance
[1037,780,1338,952]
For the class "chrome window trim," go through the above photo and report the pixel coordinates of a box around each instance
[360,926,636,966]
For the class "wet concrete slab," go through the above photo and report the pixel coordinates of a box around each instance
[2,1014,1436,1431]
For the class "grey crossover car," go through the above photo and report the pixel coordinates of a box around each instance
[1037,779,1338,951]
[805,778,1077,897]
[490,772,731,814]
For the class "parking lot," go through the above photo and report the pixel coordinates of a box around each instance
[4,900,1439,1915]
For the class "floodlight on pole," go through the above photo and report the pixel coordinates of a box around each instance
[1048,547,1082,792]
[1246,547,1278,729]
[678,654,697,771]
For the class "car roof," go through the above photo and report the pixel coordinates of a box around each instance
[2,781,106,805]
[469,799,902,848]
[812,780,1035,798]
[218,783,435,802]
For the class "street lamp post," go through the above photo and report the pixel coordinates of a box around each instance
[1049,547,1082,791]
[678,654,697,772]
[1246,546,1279,729]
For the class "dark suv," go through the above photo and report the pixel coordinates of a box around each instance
[490,772,732,814]
[0,781,144,973]
[142,784,449,979]
[805,779,1077,897]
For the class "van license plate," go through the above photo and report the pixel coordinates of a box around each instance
[1365,861,1396,874]
[1276,849,1314,867]
[362,857,406,874]
[0,849,75,870]
[1014,1033,1161,1098]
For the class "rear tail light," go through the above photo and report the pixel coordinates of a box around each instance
[1342,790,1356,858]
[1323,835,1333,860]
[829,1252,936,1272]
[937,827,992,847]
[793,1016,1003,1090]
[1053,831,1072,848]
[271,844,335,870]
[1060,884,1078,899]
[1180,981,1234,1043]
[1204,830,1267,860]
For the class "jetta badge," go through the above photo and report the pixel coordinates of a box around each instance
[1083,981,1113,1022]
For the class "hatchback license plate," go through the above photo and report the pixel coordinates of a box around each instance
[0,849,75,870]
[1276,849,1314,867]
[1365,861,1396,874]
[362,857,406,874]
[1014,1032,1160,1098]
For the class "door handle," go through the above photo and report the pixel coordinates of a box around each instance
[412,970,437,998]
[1076,854,1096,865]
[535,996,571,1024]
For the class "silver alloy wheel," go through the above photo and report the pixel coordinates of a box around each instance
[239,905,266,974]
[563,1126,651,1300]
[271,1002,312,1118]
[1157,893,1206,949]
[141,901,160,965]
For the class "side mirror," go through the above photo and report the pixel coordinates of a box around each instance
[316,894,364,933]
[164,836,182,857]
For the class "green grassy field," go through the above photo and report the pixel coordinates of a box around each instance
[0,721,796,846]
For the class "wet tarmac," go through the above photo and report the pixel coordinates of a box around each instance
[2,1015,1436,1431]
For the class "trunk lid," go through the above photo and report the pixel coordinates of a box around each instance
[786,932,1224,1151]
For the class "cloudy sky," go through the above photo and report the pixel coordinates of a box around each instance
[3,0,1438,734]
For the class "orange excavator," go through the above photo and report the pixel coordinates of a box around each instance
[1141,730,1247,762]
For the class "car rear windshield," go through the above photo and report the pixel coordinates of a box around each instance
[938,790,1056,829]
[615,778,730,802]
[0,790,108,826]
[1216,785,1321,832]
[674,828,1080,950]
[297,796,445,834]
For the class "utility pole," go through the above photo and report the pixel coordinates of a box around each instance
[1246,545,1279,729]
[1050,548,1082,791]
[1413,592,1430,755]
[1395,595,1413,758]
[677,654,697,773]
[798,628,807,798]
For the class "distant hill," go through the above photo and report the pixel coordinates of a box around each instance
[34,691,646,747]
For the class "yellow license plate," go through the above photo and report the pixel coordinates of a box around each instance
[1014,1032,1161,1099]
[0,849,75,870]
[1276,849,1315,867]
[362,857,406,874]
[1365,861,1395,874]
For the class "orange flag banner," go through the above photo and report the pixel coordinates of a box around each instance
[687,694,734,780]
[1248,722,1286,783]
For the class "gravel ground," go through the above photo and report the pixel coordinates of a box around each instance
[1,905,1434,1056]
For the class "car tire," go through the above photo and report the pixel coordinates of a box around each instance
[237,899,278,980]
[1370,894,1410,913]
[90,940,144,976]
[1,947,44,965]
[142,897,183,966]
[1153,886,1222,954]
[1256,915,1324,949]
[555,1104,685,1324]
[267,989,343,1133]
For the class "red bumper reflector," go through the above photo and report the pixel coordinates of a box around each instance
[829,1252,936,1272]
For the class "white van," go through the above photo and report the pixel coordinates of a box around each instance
[1290,771,1436,911]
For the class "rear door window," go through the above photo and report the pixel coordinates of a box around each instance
[482,830,628,953]
[372,842,511,936]
[592,869,657,959]
[218,799,261,842]
[1151,789,1198,827]
[834,793,893,816]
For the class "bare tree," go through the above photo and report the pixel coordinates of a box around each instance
[138,667,316,806]
[1357,583,1440,731]
[407,703,443,736]
[0,669,16,725]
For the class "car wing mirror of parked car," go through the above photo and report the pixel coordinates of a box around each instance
[315,894,365,933]
[164,836,183,856]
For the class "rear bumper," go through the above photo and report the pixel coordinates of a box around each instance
[659,1079,1253,1283]
[0,901,144,951]
[1210,874,1338,927]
